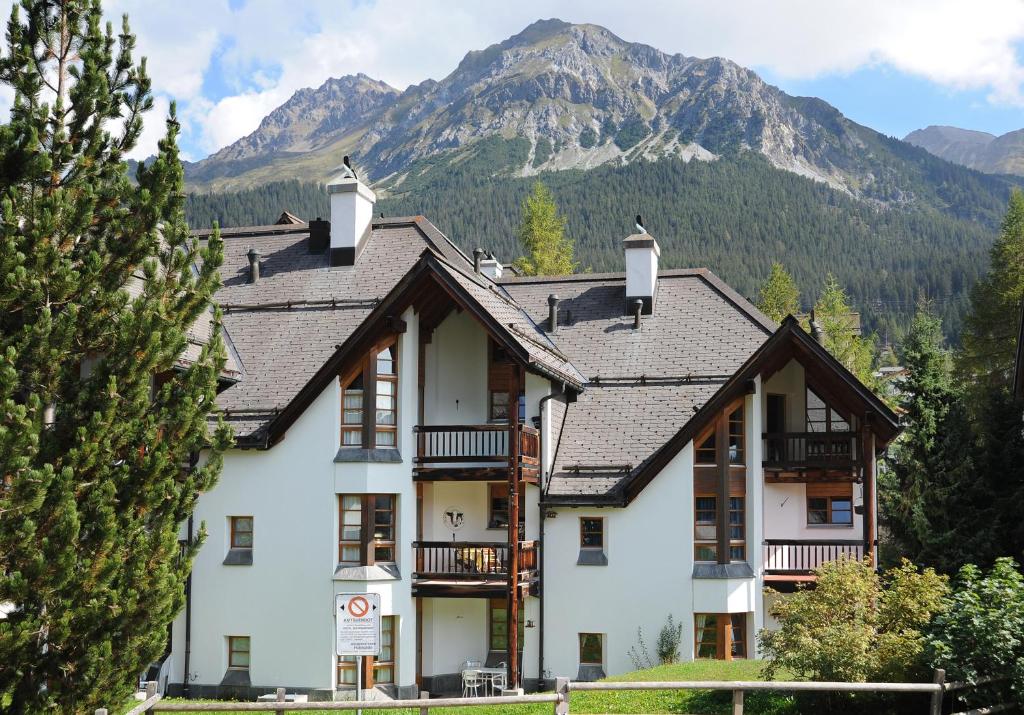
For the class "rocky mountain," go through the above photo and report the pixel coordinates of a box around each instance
[905,125,1024,176]
[186,18,1013,212]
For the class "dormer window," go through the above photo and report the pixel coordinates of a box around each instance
[339,340,399,449]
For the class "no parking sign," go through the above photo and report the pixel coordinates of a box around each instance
[335,593,381,656]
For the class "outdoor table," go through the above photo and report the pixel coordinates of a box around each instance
[476,666,506,695]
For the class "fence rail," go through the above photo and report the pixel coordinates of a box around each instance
[762,431,861,471]
[763,539,864,574]
[106,671,1011,715]
[412,540,538,580]
[414,424,540,471]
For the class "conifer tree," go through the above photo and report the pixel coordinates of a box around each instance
[513,180,575,276]
[880,307,988,572]
[813,273,878,389]
[0,2,230,712]
[756,261,800,322]
[959,189,1024,403]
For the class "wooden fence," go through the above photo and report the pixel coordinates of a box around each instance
[101,670,1012,715]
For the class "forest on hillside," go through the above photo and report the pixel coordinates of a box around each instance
[185,154,1011,340]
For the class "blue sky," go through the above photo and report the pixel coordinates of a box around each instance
[2,0,1023,160]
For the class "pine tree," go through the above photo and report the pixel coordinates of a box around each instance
[959,189,1024,404]
[512,180,575,276]
[0,2,230,712]
[756,261,800,322]
[813,273,879,389]
[879,307,989,572]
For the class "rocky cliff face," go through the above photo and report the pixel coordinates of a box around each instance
[184,19,996,201]
[905,125,1024,176]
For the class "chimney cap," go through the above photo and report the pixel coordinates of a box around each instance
[247,247,261,259]
[548,293,560,306]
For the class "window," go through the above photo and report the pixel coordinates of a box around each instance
[339,340,399,449]
[694,496,745,561]
[230,516,253,549]
[337,616,397,688]
[338,494,396,566]
[694,496,717,561]
[579,633,603,666]
[374,616,396,684]
[694,614,747,660]
[580,518,604,549]
[489,483,509,529]
[228,636,250,670]
[694,405,744,465]
[487,599,523,652]
[375,345,397,447]
[490,391,510,422]
[807,483,853,526]
[806,386,850,433]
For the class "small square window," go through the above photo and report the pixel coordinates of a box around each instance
[230,516,253,549]
[228,636,250,670]
[579,633,603,666]
[580,518,604,549]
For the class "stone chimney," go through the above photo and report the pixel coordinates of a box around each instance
[327,157,376,267]
[479,252,503,281]
[624,232,660,314]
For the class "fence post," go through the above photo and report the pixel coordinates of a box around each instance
[732,688,744,715]
[554,677,569,715]
[275,687,286,715]
[930,668,946,715]
[145,681,158,715]
[419,690,430,715]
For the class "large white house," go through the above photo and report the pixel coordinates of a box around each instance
[164,169,900,700]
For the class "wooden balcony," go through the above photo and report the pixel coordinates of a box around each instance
[762,431,862,481]
[412,540,539,597]
[763,539,864,583]
[413,424,540,483]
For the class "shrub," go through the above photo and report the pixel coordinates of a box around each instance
[627,626,654,670]
[759,558,948,683]
[656,614,684,664]
[924,558,1024,708]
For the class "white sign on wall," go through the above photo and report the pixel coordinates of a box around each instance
[335,593,381,656]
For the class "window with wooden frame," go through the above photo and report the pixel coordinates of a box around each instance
[694,614,746,660]
[578,633,604,666]
[580,517,604,549]
[336,616,397,689]
[693,495,745,561]
[488,599,524,652]
[338,494,396,566]
[230,516,253,549]
[695,405,745,465]
[227,636,250,670]
[487,482,525,530]
[339,339,399,449]
[807,483,854,526]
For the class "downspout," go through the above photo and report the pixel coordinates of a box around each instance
[182,513,193,697]
[536,386,564,690]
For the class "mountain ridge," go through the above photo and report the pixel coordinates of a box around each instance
[905,124,1024,176]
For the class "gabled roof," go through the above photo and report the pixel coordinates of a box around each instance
[250,249,585,448]
[543,316,901,506]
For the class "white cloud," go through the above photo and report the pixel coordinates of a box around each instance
[2,0,1024,158]
[127,95,171,161]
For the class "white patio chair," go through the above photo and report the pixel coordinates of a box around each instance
[461,669,482,698]
[489,671,507,694]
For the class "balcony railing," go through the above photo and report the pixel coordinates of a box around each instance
[412,540,539,581]
[413,424,540,478]
[762,431,861,472]
[763,539,864,575]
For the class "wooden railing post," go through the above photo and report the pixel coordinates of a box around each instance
[732,688,744,715]
[275,686,286,715]
[555,677,570,714]
[145,681,157,715]
[419,689,430,715]
[930,669,945,715]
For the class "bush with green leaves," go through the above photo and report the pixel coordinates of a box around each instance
[760,558,948,683]
[656,614,684,665]
[924,558,1024,708]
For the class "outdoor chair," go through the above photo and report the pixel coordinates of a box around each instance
[461,669,482,698]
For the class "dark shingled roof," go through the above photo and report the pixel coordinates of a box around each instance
[501,271,775,501]
[202,217,475,441]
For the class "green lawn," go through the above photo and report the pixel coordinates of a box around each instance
[160,660,799,715]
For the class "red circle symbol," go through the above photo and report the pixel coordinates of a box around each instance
[348,596,370,618]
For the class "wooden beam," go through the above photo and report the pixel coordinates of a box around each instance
[507,366,522,691]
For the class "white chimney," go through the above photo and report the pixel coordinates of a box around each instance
[624,232,660,314]
[479,253,503,281]
[327,158,376,267]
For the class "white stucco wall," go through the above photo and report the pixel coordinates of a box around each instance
[423,311,488,426]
